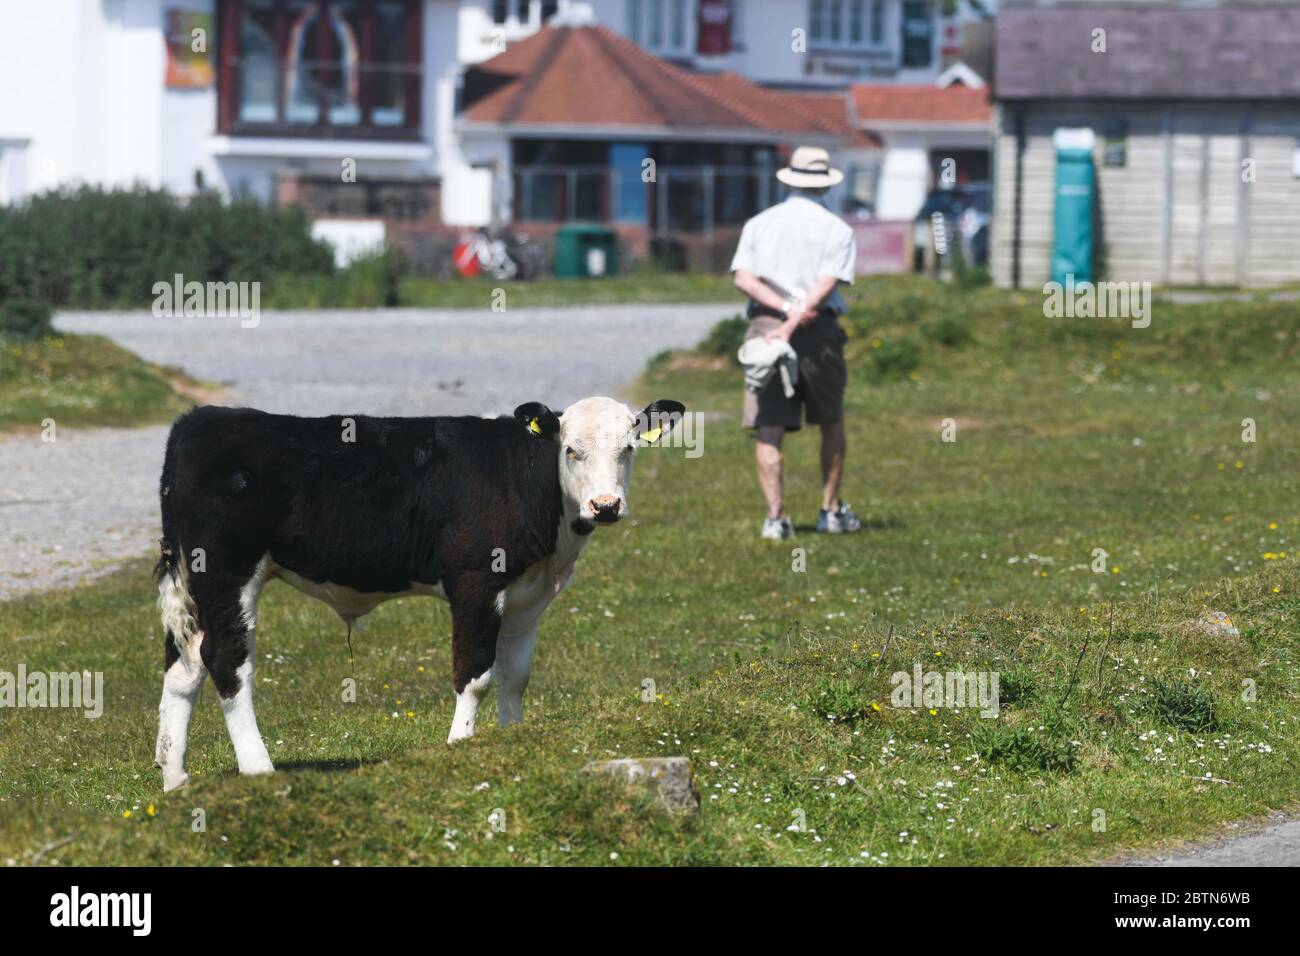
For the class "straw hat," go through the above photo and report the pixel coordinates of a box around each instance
[776,145,844,188]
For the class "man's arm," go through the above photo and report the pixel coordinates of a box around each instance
[759,274,841,343]
[733,268,796,315]
[800,275,842,314]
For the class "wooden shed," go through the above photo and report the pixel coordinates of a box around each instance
[992,4,1300,288]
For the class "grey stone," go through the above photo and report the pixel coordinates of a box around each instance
[583,757,700,814]
[1188,610,1241,640]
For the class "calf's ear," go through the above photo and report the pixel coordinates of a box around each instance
[514,402,561,440]
[635,399,687,444]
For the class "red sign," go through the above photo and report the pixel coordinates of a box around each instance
[697,0,733,56]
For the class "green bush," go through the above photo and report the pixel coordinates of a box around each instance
[0,186,335,308]
[697,314,748,363]
[262,249,407,310]
[973,725,1077,774]
[996,667,1036,707]
[804,677,869,725]
[1150,677,1219,733]
[955,266,992,291]
[869,336,922,379]
[922,316,972,347]
[0,300,54,341]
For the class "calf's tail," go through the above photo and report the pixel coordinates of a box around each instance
[155,420,200,649]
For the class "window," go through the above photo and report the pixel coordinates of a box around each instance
[900,0,932,67]
[628,0,642,42]
[810,0,887,49]
[218,0,422,137]
[731,0,745,48]
[809,0,827,42]
[1102,120,1128,168]
[493,2,547,25]
[845,159,881,215]
[629,0,688,53]
[512,139,773,232]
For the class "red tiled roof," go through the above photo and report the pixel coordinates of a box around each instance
[778,89,883,149]
[462,25,855,142]
[850,83,993,125]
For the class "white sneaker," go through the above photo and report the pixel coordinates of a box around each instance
[817,503,863,533]
[761,515,794,540]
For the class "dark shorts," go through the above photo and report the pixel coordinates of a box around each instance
[742,309,848,431]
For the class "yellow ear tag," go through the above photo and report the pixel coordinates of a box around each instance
[528,417,542,436]
[641,426,662,443]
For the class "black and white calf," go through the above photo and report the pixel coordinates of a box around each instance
[153,396,684,791]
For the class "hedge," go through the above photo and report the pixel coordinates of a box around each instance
[0,186,336,309]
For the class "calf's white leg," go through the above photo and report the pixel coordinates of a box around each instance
[447,668,493,742]
[156,573,207,792]
[495,623,539,727]
[156,635,207,792]
[220,633,275,776]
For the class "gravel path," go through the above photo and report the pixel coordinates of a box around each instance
[0,304,733,599]
[1117,812,1300,867]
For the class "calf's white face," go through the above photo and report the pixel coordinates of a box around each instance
[554,396,685,524]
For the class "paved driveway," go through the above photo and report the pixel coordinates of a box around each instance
[0,304,732,598]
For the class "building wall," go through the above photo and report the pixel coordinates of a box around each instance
[457,0,971,86]
[0,0,163,198]
[992,102,1300,289]
[0,0,459,206]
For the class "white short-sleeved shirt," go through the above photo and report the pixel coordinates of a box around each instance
[730,195,856,314]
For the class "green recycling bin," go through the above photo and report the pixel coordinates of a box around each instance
[554,224,619,278]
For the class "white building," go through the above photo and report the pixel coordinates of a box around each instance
[0,1,991,244]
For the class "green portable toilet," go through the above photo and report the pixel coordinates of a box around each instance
[1051,128,1096,286]
[554,224,619,278]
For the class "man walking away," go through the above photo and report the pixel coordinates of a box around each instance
[731,146,862,540]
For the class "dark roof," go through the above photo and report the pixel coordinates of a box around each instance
[996,5,1300,100]
[460,25,844,141]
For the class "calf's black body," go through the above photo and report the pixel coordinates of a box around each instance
[155,404,563,696]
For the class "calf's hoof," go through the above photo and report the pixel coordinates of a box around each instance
[161,769,190,792]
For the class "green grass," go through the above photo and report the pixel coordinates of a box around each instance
[397,270,737,309]
[2,276,1299,865]
[0,333,203,432]
[255,261,738,311]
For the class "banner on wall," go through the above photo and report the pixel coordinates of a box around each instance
[165,9,215,89]
[697,0,733,56]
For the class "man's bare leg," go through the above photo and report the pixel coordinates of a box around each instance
[756,425,786,519]
[819,418,846,512]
